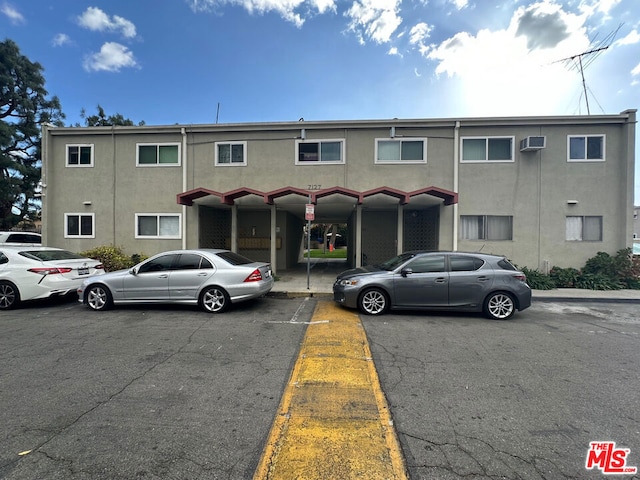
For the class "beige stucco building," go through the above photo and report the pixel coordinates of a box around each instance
[41,110,636,273]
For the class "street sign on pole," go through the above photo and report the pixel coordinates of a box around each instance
[305,204,315,221]
[306,200,313,289]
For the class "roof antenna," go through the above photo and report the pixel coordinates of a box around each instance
[553,24,622,114]
[216,103,220,124]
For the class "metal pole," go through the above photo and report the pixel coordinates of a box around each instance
[307,194,311,290]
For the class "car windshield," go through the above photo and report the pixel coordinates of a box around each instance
[19,250,85,262]
[376,252,417,271]
[216,251,255,266]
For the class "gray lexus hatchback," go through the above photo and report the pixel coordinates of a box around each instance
[333,251,531,319]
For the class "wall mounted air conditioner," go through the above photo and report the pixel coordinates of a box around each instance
[519,136,546,152]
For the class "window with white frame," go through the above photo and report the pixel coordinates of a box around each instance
[566,216,602,241]
[136,214,181,239]
[461,137,514,162]
[66,145,94,167]
[215,142,246,166]
[568,135,605,161]
[296,139,344,164]
[461,215,513,240]
[375,139,426,163]
[137,143,180,166]
[65,213,95,238]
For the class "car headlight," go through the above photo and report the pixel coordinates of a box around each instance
[338,279,359,286]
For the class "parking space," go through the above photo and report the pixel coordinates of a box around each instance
[1,298,639,479]
[363,302,640,479]
[0,297,312,479]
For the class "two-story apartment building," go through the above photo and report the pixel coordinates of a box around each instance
[40,110,636,273]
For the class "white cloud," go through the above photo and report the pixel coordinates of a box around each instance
[447,0,468,10]
[409,22,432,45]
[83,42,138,72]
[632,62,640,76]
[616,29,640,46]
[52,33,71,47]
[424,2,594,115]
[345,0,402,44]
[78,7,137,38]
[578,0,622,17]
[1,2,24,24]
[185,0,335,27]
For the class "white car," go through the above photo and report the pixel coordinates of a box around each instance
[0,231,41,245]
[0,246,105,310]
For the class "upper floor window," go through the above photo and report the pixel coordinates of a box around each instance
[67,145,94,167]
[215,142,246,166]
[65,213,95,238]
[566,216,602,241]
[137,143,180,166]
[375,139,426,163]
[568,135,605,161]
[461,215,513,240]
[135,213,181,239]
[461,137,514,162]
[296,139,344,164]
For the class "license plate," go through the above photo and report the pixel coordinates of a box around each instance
[78,267,90,275]
[265,269,272,278]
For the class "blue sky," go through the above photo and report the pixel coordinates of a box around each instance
[2,0,639,201]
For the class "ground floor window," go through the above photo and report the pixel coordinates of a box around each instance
[65,213,95,238]
[566,216,602,241]
[136,214,181,239]
[461,215,513,240]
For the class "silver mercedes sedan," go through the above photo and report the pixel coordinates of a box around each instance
[333,251,531,320]
[78,249,273,313]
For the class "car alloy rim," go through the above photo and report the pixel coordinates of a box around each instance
[363,290,385,314]
[488,294,514,319]
[203,289,225,312]
[88,287,107,310]
[0,285,15,308]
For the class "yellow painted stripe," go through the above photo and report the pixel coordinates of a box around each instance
[254,300,408,480]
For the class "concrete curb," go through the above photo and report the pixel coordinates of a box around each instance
[268,290,640,304]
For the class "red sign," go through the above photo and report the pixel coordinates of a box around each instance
[305,204,314,221]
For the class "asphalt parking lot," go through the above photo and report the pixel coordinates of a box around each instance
[1,296,639,479]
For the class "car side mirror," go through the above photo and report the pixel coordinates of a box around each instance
[401,267,413,277]
[129,267,138,275]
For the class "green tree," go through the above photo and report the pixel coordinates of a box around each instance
[77,105,145,127]
[0,39,64,229]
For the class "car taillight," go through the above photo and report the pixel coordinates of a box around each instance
[95,264,104,270]
[28,267,73,275]
[513,274,527,282]
[244,269,263,282]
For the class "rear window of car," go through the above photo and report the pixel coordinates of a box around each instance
[1,233,41,244]
[450,255,484,271]
[497,259,517,271]
[175,253,213,270]
[216,251,255,266]
[19,250,84,261]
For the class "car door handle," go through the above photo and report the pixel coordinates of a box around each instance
[197,272,209,277]
[158,274,168,279]
[477,276,490,281]
[435,277,447,283]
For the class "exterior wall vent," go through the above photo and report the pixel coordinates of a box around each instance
[520,136,546,152]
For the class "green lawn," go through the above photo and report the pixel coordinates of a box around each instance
[306,249,347,259]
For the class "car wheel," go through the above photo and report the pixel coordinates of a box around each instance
[86,284,113,311]
[200,286,229,313]
[0,281,20,310]
[358,288,389,315]
[484,292,515,320]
